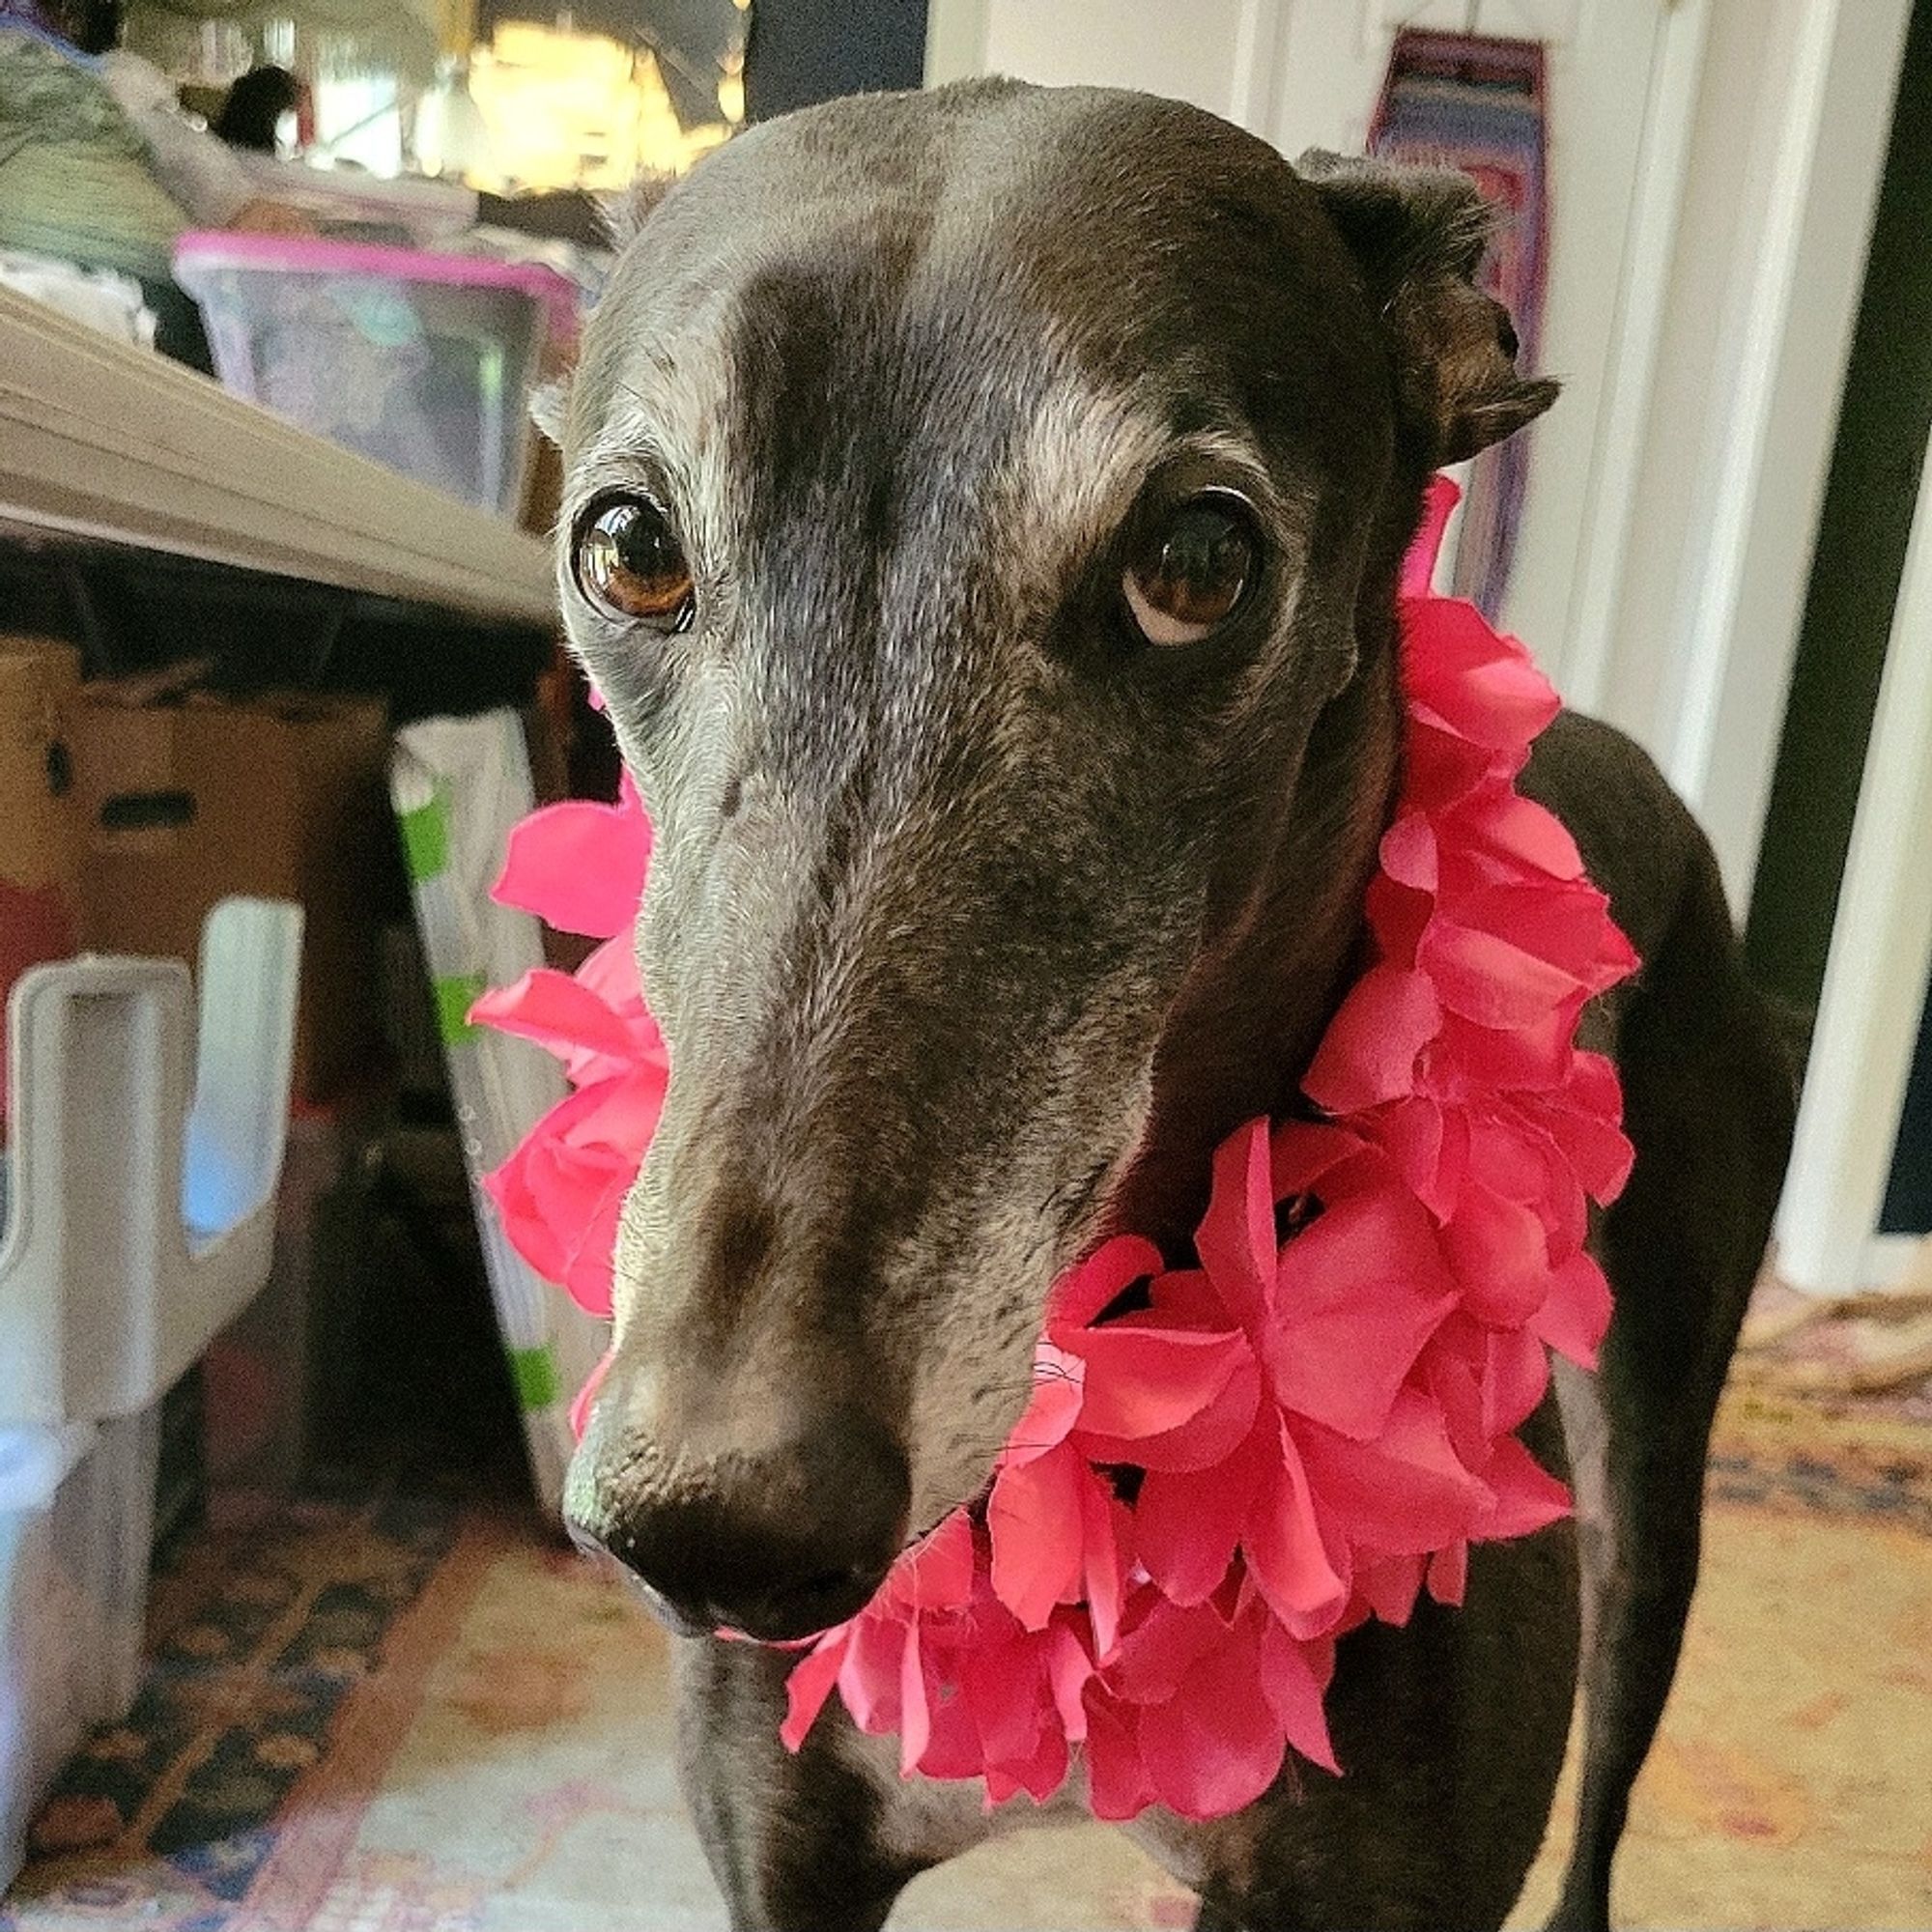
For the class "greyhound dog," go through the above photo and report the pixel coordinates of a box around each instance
[547,80,1797,1932]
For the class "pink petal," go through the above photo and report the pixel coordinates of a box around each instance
[1244,1423,1348,1634]
[558,1174,628,1316]
[915,1677,982,1782]
[1373,1096,1467,1224]
[1267,1189,1458,1439]
[1082,1687,1156,1822]
[1367,865,1438,965]
[483,1112,634,1315]
[1459,788,1583,882]
[1257,1621,1341,1775]
[1352,1550,1426,1626]
[563,1058,671,1151]
[484,1062,662,1316]
[1048,1622,1094,1740]
[1427,1539,1469,1606]
[1519,1059,1634,1205]
[568,1346,614,1441]
[1420,1330,1490,1469]
[1400,474,1461,596]
[1445,881,1625,987]
[493,794,650,938]
[780,1634,847,1751]
[1294,1390,1488,1556]
[1193,1120,1277,1337]
[1529,1250,1614,1369]
[1481,1324,1551,1437]
[998,1346,1085,1466]
[1139,1630,1288,1820]
[1439,1178,1550,1327]
[1068,1325,1249,1440]
[1471,1435,1573,1541]
[891,1510,977,1612]
[1419,919,1593,1032]
[1267,1122,1367,1217]
[481,1138,569,1285]
[1440,1004,1577,1093]
[1142,1265,1229,1326]
[959,1631,1050,1773]
[1080,1483,1128,1656]
[898,1621,930,1776]
[1302,965,1442,1114]
[988,1445,1086,1631]
[1050,1235,1167,1331]
[1379,812,1439,892]
[1109,1597,1228,1705]
[577,930,646,1009]
[1002,1726,1072,1805]
[1404,603,1560,752]
[1077,1354,1262,1474]
[838,1613,907,1734]
[1135,1442,1261,1607]
[470,965,641,1078]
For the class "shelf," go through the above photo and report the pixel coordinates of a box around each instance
[0,285,557,628]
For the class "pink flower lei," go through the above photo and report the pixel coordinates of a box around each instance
[474,478,1637,1822]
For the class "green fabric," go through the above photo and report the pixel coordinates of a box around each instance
[434,970,485,1045]
[509,1344,560,1411]
[0,30,187,280]
[397,791,451,881]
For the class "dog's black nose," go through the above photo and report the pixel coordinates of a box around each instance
[566,1405,911,1643]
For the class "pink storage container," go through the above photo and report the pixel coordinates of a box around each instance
[173,233,577,518]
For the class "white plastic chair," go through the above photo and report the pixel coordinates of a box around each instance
[0,896,303,1425]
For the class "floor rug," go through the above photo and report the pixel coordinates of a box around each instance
[5,1392,1929,1932]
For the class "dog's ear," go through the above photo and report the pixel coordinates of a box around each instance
[1297,150,1557,465]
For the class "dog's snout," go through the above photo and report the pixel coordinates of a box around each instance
[568,1405,911,1644]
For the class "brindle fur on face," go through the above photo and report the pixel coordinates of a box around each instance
[559,83,1408,1574]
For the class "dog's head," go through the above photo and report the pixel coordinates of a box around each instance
[554,82,1554,1641]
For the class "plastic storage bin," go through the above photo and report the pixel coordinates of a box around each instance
[173,234,576,516]
[0,899,298,1890]
[0,897,304,1425]
[0,1407,159,1889]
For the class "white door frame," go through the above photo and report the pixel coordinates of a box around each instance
[1776,422,1932,1294]
[924,0,988,86]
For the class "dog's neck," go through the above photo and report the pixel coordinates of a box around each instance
[1107,543,1409,1251]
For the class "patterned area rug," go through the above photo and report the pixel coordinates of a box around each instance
[1739,1271,1932,1425]
[5,1393,1929,1932]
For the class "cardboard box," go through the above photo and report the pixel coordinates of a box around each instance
[0,640,83,1127]
[71,687,392,1101]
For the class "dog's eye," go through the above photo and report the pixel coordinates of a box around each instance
[574,495,695,630]
[1122,492,1257,646]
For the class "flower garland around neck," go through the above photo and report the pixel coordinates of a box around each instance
[473,475,1638,1824]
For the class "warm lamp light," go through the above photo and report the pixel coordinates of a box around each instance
[456,19,730,194]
